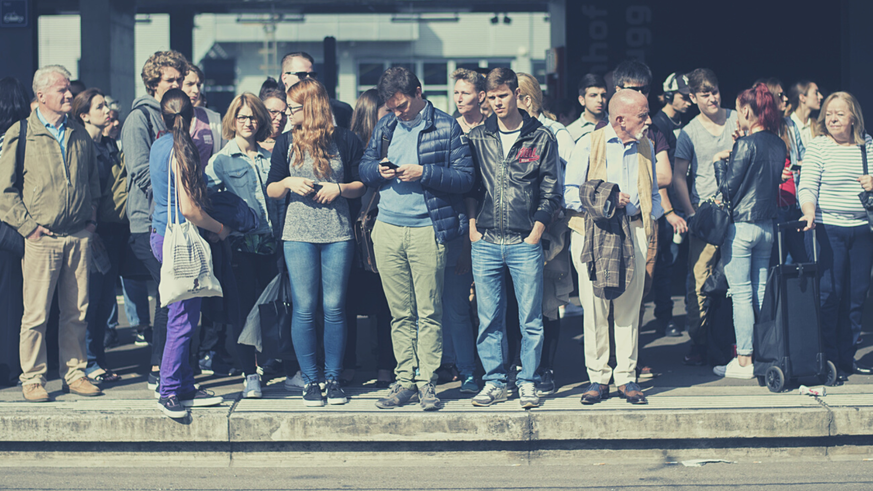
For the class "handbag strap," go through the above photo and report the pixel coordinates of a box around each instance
[167,149,182,226]
[861,143,868,176]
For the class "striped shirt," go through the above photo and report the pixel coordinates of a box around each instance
[797,134,873,227]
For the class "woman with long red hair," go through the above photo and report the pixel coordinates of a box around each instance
[712,83,786,380]
[266,78,366,407]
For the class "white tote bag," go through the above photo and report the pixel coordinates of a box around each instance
[159,152,223,307]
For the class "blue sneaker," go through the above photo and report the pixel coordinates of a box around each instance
[459,375,478,394]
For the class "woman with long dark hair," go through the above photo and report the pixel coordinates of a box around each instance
[149,88,228,418]
[712,84,785,379]
[266,79,366,407]
[71,88,126,386]
[789,80,824,148]
[0,77,30,386]
[259,88,287,154]
[345,88,394,387]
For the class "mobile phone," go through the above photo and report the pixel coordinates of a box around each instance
[790,164,802,172]
[380,160,399,170]
[311,183,323,192]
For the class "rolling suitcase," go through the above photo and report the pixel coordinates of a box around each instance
[753,220,837,392]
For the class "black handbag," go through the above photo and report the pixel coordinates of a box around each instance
[354,190,379,273]
[688,193,732,246]
[857,144,873,232]
[259,270,294,360]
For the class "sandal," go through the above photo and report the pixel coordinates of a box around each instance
[86,368,122,385]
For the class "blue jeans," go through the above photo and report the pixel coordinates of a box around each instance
[806,223,873,373]
[121,278,151,328]
[722,221,774,356]
[472,239,544,386]
[284,240,354,384]
[440,238,476,377]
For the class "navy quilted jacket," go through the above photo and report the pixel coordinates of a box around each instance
[359,102,474,244]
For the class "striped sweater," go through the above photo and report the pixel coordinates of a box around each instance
[797,134,873,227]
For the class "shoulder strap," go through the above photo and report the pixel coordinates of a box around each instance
[136,106,155,141]
[15,119,26,188]
[380,131,391,161]
[861,144,868,175]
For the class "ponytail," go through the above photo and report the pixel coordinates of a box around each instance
[161,88,209,210]
[738,83,780,134]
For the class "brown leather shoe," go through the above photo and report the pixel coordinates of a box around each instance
[63,377,103,397]
[580,382,609,405]
[22,383,50,403]
[617,382,647,404]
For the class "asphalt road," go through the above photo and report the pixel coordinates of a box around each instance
[2,461,873,490]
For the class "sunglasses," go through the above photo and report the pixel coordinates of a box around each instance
[621,85,650,95]
[285,71,317,79]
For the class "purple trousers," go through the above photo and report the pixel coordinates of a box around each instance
[150,230,199,398]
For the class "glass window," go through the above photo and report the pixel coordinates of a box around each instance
[358,63,384,87]
[423,62,447,85]
[423,91,449,114]
[456,62,480,73]
[390,61,415,73]
[488,61,511,70]
[532,61,547,84]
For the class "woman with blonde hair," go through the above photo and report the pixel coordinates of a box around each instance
[266,79,366,407]
[798,91,873,381]
[206,92,278,398]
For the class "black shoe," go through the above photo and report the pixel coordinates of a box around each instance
[157,395,187,418]
[665,320,682,337]
[104,329,119,349]
[854,362,873,375]
[257,358,284,381]
[198,351,217,376]
[303,382,325,407]
[147,371,160,391]
[535,369,556,397]
[134,326,152,346]
[325,379,348,405]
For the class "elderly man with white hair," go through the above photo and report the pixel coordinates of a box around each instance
[0,65,102,402]
[564,89,663,406]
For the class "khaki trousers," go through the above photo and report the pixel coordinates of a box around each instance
[686,235,719,348]
[571,221,647,386]
[372,221,446,390]
[19,229,91,385]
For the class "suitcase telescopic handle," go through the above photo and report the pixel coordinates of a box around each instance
[776,220,817,263]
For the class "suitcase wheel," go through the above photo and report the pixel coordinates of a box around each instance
[766,366,785,393]
[757,376,766,387]
[823,360,838,387]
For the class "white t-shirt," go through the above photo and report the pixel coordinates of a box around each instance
[499,129,521,160]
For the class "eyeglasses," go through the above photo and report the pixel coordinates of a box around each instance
[287,105,304,115]
[620,85,650,95]
[267,109,286,118]
[236,115,256,123]
[777,92,788,100]
[285,71,317,80]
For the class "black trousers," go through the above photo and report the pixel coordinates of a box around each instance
[0,249,23,385]
[129,232,169,368]
[229,251,278,374]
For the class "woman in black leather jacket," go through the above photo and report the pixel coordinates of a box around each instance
[712,84,786,379]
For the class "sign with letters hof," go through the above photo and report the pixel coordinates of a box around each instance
[1,0,28,28]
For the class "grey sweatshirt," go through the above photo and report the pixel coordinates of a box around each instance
[121,95,166,234]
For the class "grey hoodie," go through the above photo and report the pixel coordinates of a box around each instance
[121,95,167,234]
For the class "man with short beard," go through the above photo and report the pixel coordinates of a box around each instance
[564,90,663,405]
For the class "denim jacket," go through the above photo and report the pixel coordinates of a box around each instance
[206,139,279,238]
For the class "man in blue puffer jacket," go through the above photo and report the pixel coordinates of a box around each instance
[359,67,474,412]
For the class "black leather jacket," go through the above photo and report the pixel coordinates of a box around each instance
[467,110,561,244]
[717,131,786,223]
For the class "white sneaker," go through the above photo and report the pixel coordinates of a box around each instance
[713,364,727,377]
[243,374,262,398]
[284,371,306,392]
[722,358,754,379]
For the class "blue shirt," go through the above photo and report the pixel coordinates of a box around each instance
[377,109,431,228]
[565,123,663,219]
[149,133,183,236]
[36,108,67,163]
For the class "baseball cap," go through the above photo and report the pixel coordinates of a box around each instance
[663,73,690,95]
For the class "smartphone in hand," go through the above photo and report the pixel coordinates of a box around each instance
[311,182,323,192]
[380,161,399,170]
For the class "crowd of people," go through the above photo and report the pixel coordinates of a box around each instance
[0,49,871,418]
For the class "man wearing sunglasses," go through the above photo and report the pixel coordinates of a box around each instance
[279,51,353,129]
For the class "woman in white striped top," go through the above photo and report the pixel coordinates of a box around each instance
[797,91,873,381]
